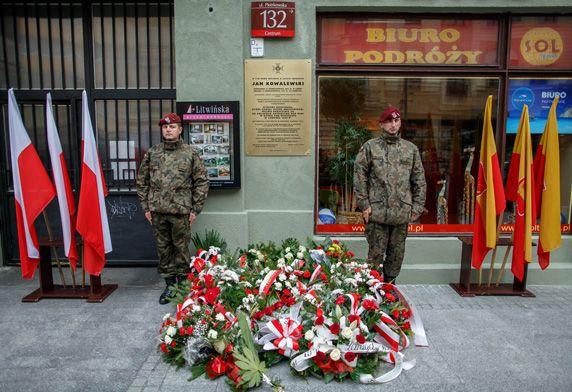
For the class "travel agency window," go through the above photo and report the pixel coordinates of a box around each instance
[316,14,505,236]
[503,15,572,233]
[315,13,572,237]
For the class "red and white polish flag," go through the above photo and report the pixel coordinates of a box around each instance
[46,93,79,269]
[76,90,112,276]
[8,89,55,279]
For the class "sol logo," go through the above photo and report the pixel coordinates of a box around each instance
[520,28,563,66]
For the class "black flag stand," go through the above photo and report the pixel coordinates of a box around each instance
[22,238,117,303]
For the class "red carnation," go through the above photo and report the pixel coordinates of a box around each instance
[329,323,340,335]
[160,343,169,353]
[204,274,214,288]
[403,322,411,330]
[315,351,326,362]
[392,309,400,319]
[401,309,411,318]
[178,327,186,336]
[348,314,360,324]
[356,334,366,344]
[170,341,177,348]
[206,356,227,379]
[185,326,194,335]
[385,292,396,302]
[320,273,327,281]
[282,289,291,296]
[362,299,378,310]
[303,271,311,279]
[315,315,325,325]
[335,296,346,305]
[344,352,356,362]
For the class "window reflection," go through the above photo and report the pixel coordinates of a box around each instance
[317,76,500,233]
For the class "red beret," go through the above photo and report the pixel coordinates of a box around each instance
[379,107,401,123]
[158,113,181,126]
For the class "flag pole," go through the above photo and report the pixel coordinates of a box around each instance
[487,211,505,286]
[41,211,67,287]
[494,203,517,286]
[81,242,86,288]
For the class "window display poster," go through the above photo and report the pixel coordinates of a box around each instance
[507,79,572,134]
[177,101,241,189]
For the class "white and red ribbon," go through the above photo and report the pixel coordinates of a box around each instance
[259,269,281,295]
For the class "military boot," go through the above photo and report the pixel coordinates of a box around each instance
[159,276,177,305]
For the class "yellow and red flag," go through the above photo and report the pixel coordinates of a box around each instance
[533,96,561,269]
[506,105,535,281]
[471,96,506,270]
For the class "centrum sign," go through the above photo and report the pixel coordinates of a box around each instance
[320,18,499,66]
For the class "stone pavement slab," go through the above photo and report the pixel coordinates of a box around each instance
[0,267,571,392]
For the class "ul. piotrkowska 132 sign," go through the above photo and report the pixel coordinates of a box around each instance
[320,17,499,66]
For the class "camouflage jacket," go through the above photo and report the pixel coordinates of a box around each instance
[136,139,209,215]
[353,132,426,225]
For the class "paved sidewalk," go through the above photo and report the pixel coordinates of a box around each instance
[1,266,571,392]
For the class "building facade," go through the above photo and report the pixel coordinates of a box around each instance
[1,0,571,284]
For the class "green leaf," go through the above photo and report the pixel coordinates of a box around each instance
[187,363,206,381]
[324,372,335,384]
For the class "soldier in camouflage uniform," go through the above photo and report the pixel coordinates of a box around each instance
[136,113,209,304]
[353,107,426,283]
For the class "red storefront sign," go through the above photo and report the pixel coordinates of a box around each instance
[509,16,572,69]
[251,2,295,38]
[320,17,499,65]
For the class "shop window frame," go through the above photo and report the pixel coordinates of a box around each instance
[314,12,572,237]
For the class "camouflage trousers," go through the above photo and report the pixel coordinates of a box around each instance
[365,222,408,278]
[151,212,192,278]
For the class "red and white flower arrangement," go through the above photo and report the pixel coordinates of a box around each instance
[158,240,426,390]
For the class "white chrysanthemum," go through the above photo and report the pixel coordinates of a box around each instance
[164,335,172,344]
[162,313,171,321]
[257,252,264,261]
[341,327,353,339]
[296,252,304,259]
[277,258,286,268]
[166,326,176,336]
[215,313,225,322]
[284,266,293,273]
[285,281,292,289]
[274,282,283,291]
[299,246,306,252]
[285,252,293,260]
[192,305,201,313]
[207,329,218,339]
[278,273,287,281]
[247,294,255,302]
[329,348,341,361]
[285,247,291,253]
[242,297,249,305]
